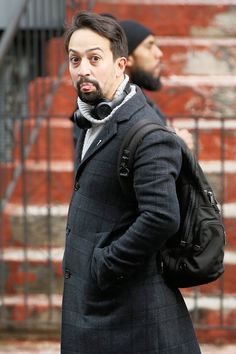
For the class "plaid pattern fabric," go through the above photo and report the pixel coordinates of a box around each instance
[61,88,201,354]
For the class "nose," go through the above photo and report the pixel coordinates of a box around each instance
[78,58,90,77]
[153,45,163,59]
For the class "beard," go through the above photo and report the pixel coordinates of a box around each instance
[76,78,104,105]
[130,68,162,91]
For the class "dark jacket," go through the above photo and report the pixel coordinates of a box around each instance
[61,88,201,354]
[145,94,166,124]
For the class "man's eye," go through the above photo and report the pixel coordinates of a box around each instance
[70,56,79,64]
[91,56,100,63]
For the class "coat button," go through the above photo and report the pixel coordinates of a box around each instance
[116,274,125,281]
[74,181,80,191]
[65,269,71,279]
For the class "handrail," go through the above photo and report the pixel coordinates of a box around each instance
[0,0,29,67]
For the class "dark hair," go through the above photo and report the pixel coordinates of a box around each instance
[64,11,128,59]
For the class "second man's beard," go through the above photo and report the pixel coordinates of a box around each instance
[76,78,104,105]
[130,68,162,91]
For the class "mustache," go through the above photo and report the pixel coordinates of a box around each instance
[76,78,99,91]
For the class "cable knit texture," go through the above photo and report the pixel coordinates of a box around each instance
[79,75,136,159]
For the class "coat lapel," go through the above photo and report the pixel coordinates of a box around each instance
[75,119,118,180]
[74,87,146,180]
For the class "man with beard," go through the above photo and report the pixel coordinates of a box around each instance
[61,11,200,354]
[120,19,193,148]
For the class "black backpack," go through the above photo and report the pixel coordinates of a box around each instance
[118,119,226,288]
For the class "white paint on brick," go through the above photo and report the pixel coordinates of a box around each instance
[8,159,236,174]
[5,203,69,216]
[157,37,236,46]
[223,203,236,218]
[185,50,236,75]
[164,75,236,86]
[0,294,62,307]
[4,201,236,218]
[224,251,236,265]
[2,248,236,265]
[169,118,236,129]
[25,119,72,128]
[0,341,60,354]
[1,293,236,313]
[22,160,74,172]
[184,295,236,311]
[199,160,236,173]
[2,247,64,262]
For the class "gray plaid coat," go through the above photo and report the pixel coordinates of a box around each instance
[61,87,201,354]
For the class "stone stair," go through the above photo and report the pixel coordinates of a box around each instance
[1,0,236,344]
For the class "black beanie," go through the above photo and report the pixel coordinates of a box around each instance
[119,20,152,55]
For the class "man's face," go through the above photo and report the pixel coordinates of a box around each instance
[68,28,126,104]
[127,34,163,91]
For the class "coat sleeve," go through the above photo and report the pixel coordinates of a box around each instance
[91,129,182,291]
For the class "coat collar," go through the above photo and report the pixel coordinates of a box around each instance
[75,87,146,179]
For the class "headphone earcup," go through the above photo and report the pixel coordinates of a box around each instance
[93,101,113,120]
[93,89,127,120]
[74,82,131,126]
[73,110,92,129]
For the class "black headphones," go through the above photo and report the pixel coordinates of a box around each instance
[73,82,131,129]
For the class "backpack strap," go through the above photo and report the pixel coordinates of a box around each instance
[118,119,169,198]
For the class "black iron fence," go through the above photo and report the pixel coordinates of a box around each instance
[0,0,68,333]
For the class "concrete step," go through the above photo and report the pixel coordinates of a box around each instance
[1,341,236,354]
[88,0,236,38]
[0,338,235,354]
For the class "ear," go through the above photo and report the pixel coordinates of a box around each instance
[115,57,127,77]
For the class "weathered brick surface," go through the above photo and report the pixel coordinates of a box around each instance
[66,1,236,38]
[224,219,236,248]
[2,213,67,247]
[47,36,236,77]
[28,78,76,118]
[8,168,73,204]
[205,172,236,203]
[158,38,236,76]
[2,259,63,294]
[1,299,61,327]
[195,128,236,161]
[13,120,74,161]
[45,38,67,76]
[150,77,236,118]
[4,257,236,295]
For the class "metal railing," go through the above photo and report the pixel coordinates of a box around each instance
[0,0,68,334]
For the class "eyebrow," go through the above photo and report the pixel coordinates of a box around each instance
[69,47,104,54]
